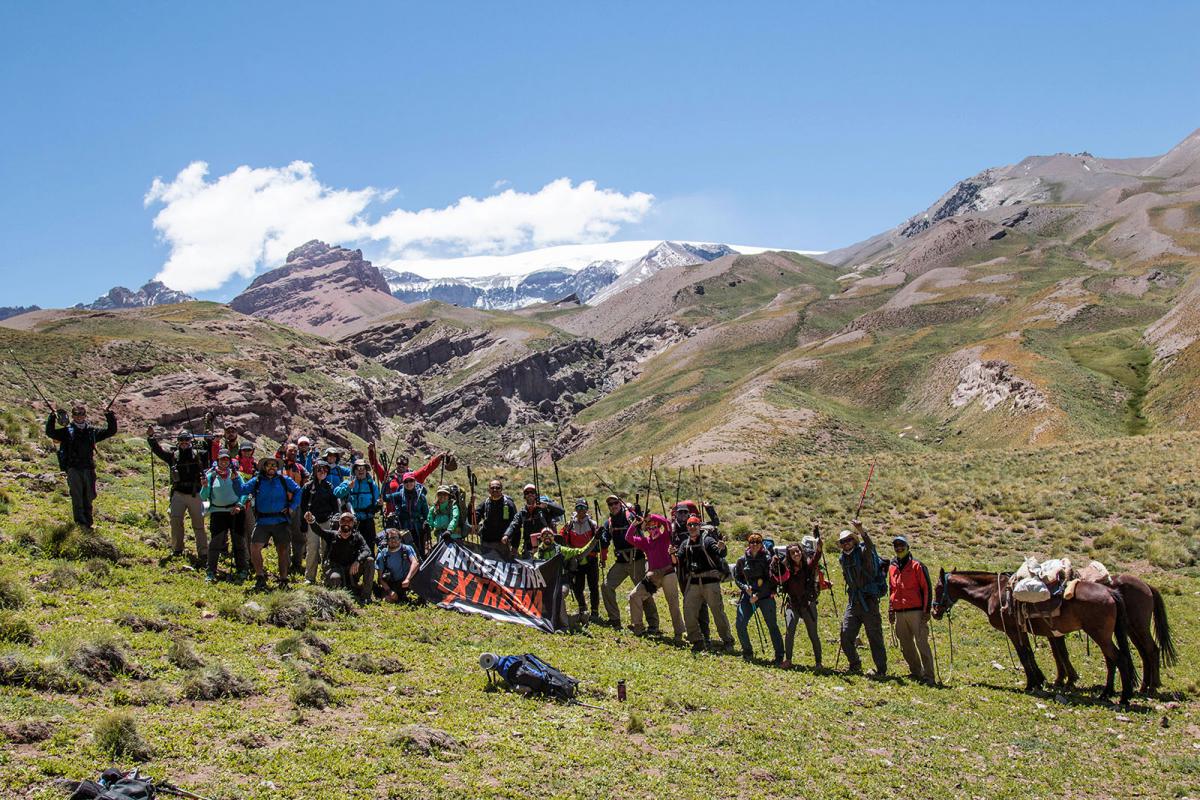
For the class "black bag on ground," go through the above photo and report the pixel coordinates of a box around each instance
[68,769,157,799]
[487,653,578,701]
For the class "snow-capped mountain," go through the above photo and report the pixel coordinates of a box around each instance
[380,240,804,310]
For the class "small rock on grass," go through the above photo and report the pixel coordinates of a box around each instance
[392,725,463,756]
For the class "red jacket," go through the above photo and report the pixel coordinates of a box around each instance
[368,448,443,514]
[560,517,599,559]
[888,556,932,613]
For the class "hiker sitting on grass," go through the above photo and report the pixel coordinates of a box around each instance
[375,528,419,603]
[305,511,374,604]
[44,400,118,530]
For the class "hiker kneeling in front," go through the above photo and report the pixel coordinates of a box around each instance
[305,511,374,603]
[376,527,419,603]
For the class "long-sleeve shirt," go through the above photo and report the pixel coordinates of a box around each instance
[311,522,371,566]
[625,515,673,572]
[475,495,517,544]
[148,439,205,495]
[734,551,778,599]
[427,499,460,535]
[780,550,822,611]
[839,525,883,607]
[385,485,429,532]
[675,534,727,581]
[504,505,556,556]
[534,535,596,562]
[560,516,600,559]
[888,555,932,613]
[334,476,380,521]
[46,411,117,470]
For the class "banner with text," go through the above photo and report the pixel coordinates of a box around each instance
[412,539,564,633]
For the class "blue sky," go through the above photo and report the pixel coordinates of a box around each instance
[2,1,1197,307]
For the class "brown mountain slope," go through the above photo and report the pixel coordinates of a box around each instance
[229,240,408,337]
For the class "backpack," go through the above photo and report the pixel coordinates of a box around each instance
[868,549,889,598]
[491,653,578,701]
[68,770,157,800]
[55,441,68,472]
[252,474,295,510]
[448,484,470,536]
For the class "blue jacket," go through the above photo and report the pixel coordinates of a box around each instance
[335,476,380,521]
[384,485,429,532]
[233,472,301,525]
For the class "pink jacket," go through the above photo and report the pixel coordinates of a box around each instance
[625,514,674,571]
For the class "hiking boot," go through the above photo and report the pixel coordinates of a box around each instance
[277,576,289,589]
[234,570,249,583]
[627,625,646,636]
[204,571,217,584]
[721,640,736,653]
[645,627,661,636]
[607,618,621,630]
[671,634,685,647]
[589,612,603,624]
[779,659,792,670]
[845,664,863,675]
[254,575,269,592]
[691,641,705,653]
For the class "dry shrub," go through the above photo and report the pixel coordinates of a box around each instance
[0,612,36,644]
[391,725,464,756]
[167,637,205,670]
[0,653,82,692]
[182,663,255,701]
[341,653,406,675]
[63,635,145,682]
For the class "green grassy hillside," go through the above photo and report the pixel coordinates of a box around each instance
[1,410,1197,799]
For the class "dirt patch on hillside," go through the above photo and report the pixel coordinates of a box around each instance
[884,267,968,310]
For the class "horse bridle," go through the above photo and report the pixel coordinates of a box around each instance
[932,570,957,614]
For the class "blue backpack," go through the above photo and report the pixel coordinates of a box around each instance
[489,654,578,701]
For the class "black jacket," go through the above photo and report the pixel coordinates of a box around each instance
[475,495,517,544]
[313,522,371,566]
[149,438,205,495]
[601,510,642,561]
[45,411,117,470]
[735,550,778,598]
[503,505,555,555]
[676,534,727,582]
[302,477,339,524]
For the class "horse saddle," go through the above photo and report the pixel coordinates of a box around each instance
[1019,595,1063,620]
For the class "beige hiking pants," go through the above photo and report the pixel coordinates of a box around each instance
[169,491,207,560]
[628,569,684,638]
[683,580,733,645]
[893,609,936,681]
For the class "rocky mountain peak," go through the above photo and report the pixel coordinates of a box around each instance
[77,280,195,310]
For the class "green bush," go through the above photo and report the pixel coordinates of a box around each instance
[0,573,29,609]
[167,637,205,670]
[94,711,152,760]
[0,612,36,644]
[62,635,144,682]
[0,652,82,692]
[291,675,334,709]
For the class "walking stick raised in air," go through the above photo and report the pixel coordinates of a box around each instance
[106,339,154,410]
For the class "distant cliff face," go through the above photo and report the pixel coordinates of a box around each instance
[228,240,406,336]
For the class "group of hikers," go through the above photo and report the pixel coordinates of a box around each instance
[43,402,938,681]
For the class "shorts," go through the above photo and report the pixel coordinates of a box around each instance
[251,522,290,546]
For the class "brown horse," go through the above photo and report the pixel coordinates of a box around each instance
[932,569,1137,706]
[1044,574,1177,694]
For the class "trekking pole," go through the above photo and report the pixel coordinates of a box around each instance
[158,782,215,800]
[552,452,567,512]
[855,459,877,518]
[530,432,540,497]
[106,339,154,410]
[750,602,767,655]
[929,619,942,685]
[674,467,682,507]
[150,447,159,519]
[645,456,655,513]
[652,468,669,517]
[7,348,55,411]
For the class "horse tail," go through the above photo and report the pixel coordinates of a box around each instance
[1111,588,1139,686]
[1150,585,1178,669]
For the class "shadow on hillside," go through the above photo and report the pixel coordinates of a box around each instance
[971,680,1153,713]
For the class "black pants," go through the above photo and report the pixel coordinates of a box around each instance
[359,516,377,556]
[570,558,600,613]
[405,525,430,560]
[207,510,247,574]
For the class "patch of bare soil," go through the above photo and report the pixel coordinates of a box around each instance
[884,267,968,310]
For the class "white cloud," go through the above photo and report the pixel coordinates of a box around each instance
[145,161,378,293]
[145,162,654,294]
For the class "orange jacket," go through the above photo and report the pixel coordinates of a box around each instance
[888,556,932,613]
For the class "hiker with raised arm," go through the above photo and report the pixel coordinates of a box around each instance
[334,459,382,555]
[674,513,735,652]
[44,400,117,529]
[599,495,660,633]
[888,534,935,684]
[295,435,317,473]
[560,499,602,621]
[305,510,373,603]
[734,533,786,665]
[504,484,555,558]
[779,527,825,669]
[670,499,724,645]
[476,479,517,552]
[200,449,248,583]
[300,460,339,584]
[369,444,445,514]
[385,471,431,558]
[626,512,686,644]
[233,455,302,591]
[148,428,208,564]
[837,519,888,676]
[375,527,419,603]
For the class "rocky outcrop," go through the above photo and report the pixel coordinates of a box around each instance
[77,281,193,311]
[346,322,492,377]
[950,360,1046,413]
[230,241,406,336]
[424,339,608,433]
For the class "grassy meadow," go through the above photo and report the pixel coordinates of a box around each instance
[1,408,1198,799]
